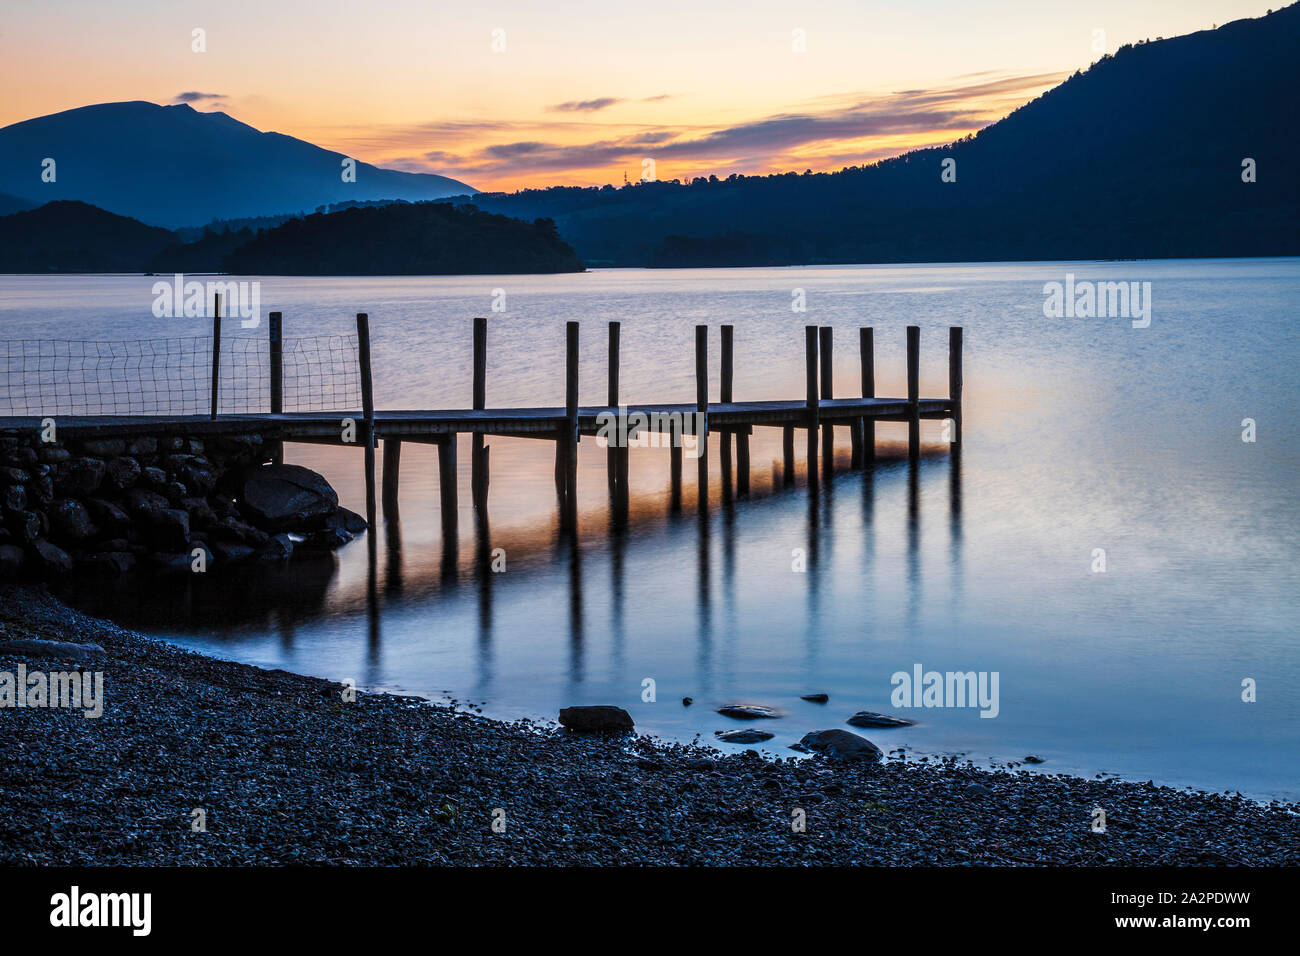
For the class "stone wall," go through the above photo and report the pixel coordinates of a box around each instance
[0,431,365,581]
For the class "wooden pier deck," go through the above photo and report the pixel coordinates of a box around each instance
[0,314,964,539]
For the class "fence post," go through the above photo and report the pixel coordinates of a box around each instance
[860,327,875,465]
[719,324,733,502]
[607,320,620,492]
[357,313,377,530]
[210,293,221,419]
[472,317,488,510]
[559,321,579,531]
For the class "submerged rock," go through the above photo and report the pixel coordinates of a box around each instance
[801,693,829,703]
[799,729,883,763]
[717,704,781,720]
[1023,755,1046,764]
[846,711,915,728]
[558,705,634,734]
[0,637,105,662]
[715,728,775,744]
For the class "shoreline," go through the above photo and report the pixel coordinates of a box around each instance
[2,583,1297,866]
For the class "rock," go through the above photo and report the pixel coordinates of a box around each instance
[717,704,781,720]
[77,551,137,577]
[558,705,634,734]
[210,540,256,564]
[126,436,157,457]
[48,499,97,542]
[27,473,54,506]
[85,498,131,536]
[180,497,217,528]
[846,711,915,728]
[298,527,353,550]
[125,487,169,516]
[0,543,24,577]
[240,464,340,532]
[141,466,167,488]
[161,480,188,504]
[2,484,26,514]
[148,551,197,575]
[0,637,105,662]
[798,729,883,763]
[682,697,693,706]
[53,457,105,496]
[104,456,141,491]
[147,508,191,551]
[715,729,775,744]
[31,539,73,573]
[258,532,294,560]
[1023,755,1046,764]
[8,511,42,545]
[3,446,37,469]
[324,507,368,534]
[209,515,268,546]
[0,466,30,484]
[38,446,71,464]
[78,438,125,458]
[801,693,829,703]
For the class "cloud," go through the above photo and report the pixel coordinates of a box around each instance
[548,97,624,113]
[173,91,226,103]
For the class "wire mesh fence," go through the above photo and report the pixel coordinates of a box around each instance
[0,333,362,417]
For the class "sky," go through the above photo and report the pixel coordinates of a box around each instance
[0,0,1278,192]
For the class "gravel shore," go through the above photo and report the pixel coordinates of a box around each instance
[2,584,1297,866]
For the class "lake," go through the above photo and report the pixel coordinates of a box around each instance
[4,259,1297,800]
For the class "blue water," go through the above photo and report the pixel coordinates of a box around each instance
[6,259,1298,800]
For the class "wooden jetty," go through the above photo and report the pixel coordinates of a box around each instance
[0,314,964,539]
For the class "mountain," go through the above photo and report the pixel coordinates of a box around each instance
[466,4,1300,265]
[0,192,37,216]
[0,101,476,228]
[0,201,176,272]
[221,202,584,275]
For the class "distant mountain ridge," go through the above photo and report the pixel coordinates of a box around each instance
[466,4,1300,266]
[0,101,476,228]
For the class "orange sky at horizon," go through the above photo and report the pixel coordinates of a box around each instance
[0,0,1278,192]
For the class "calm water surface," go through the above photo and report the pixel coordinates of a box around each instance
[4,260,1297,800]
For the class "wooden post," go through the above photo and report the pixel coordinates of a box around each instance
[736,426,749,496]
[357,313,377,530]
[805,325,819,490]
[268,311,283,414]
[860,327,875,465]
[382,438,401,516]
[782,425,795,486]
[561,321,579,530]
[472,317,487,509]
[819,326,834,478]
[268,309,283,464]
[669,440,683,511]
[948,326,963,448]
[907,325,920,461]
[719,324,733,502]
[438,435,458,541]
[209,293,221,419]
[607,321,620,492]
[695,325,708,511]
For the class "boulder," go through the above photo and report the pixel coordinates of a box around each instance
[715,728,775,744]
[846,711,915,728]
[2,484,26,514]
[31,539,73,573]
[211,540,256,564]
[240,464,339,532]
[85,498,131,536]
[717,704,781,720]
[48,499,97,543]
[798,729,882,763]
[146,508,191,551]
[558,705,634,734]
[78,438,125,458]
[324,507,368,535]
[53,457,105,496]
[801,693,830,703]
[258,532,294,560]
[104,456,141,491]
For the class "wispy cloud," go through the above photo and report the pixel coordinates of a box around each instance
[548,97,624,113]
[173,91,226,104]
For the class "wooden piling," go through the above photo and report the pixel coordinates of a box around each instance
[607,321,620,492]
[819,326,834,477]
[907,325,920,461]
[438,435,458,540]
[805,326,819,490]
[720,325,734,502]
[268,310,283,464]
[860,327,875,465]
[382,438,401,516]
[357,313,377,529]
[695,325,709,511]
[949,326,963,447]
[209,293,221,420]
[472,317,488,508]
[782,425,795,486]
[561,321,580,529]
